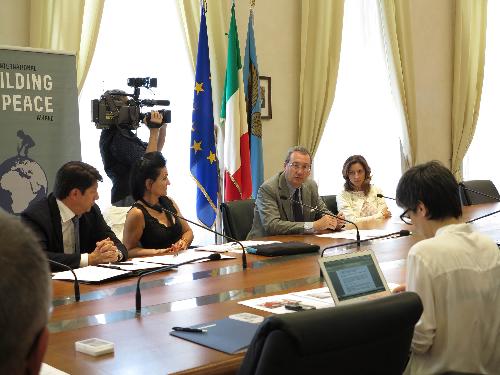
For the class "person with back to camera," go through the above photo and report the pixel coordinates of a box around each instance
[337,155,391,222]
[0,212,51,375]
[122,151,194,257]
[394,161,500,374]
[99,90,167,207]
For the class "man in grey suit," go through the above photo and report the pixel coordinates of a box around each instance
[247,146,343,239]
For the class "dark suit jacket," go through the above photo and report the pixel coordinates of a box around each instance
[247,172,331,239]
[21,193,127,270]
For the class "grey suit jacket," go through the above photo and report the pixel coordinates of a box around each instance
[247,172,331,239]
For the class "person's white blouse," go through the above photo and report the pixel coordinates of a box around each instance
[337,185,388,222]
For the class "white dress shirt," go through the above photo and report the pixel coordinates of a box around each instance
[56,199,89,267]
[404,223,500,374]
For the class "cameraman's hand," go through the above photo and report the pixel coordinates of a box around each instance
[143,110,163,127]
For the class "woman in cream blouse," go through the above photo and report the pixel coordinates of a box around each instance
[337,155,391,222]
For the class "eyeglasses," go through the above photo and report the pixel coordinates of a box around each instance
[288,162,311,172]
[399,208,413,225]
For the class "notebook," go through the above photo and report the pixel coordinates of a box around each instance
[169,317,259,354]
[318,249,391,305]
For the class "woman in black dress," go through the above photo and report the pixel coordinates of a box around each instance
[122,152,194,257]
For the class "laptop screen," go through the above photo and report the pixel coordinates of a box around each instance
[322,253,386,302]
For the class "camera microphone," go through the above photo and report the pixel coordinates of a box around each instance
[141,99,170,106]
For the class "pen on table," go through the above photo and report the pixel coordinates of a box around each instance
[172,327,207,333]
[95,264,124,271]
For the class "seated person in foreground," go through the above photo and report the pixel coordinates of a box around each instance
[122,152,193,257]
[247,146,343,239]
[337,155,391,222]
[21,161,127,271]
[394,161,500,374]
[0,213,51,375]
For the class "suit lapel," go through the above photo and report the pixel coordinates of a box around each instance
[278,172,293,221]
[48,194,64,253]
[302,181,314,221]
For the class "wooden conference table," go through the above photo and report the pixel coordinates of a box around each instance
[44,203,500,374]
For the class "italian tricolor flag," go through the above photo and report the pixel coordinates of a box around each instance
[220,2,252,202]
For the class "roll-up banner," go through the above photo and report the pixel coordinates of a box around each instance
[0,46,80,214]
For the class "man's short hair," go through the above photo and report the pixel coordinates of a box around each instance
[284,146,312,164]
[53,161,102,199]
[0,213,51,373]
[396,161,462,220]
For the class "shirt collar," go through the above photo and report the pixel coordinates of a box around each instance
[435,222,470,237]
[56,199,77,223]
[286,180,301,196]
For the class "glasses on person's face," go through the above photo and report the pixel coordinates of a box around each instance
[288,162,311,172]
[400,208,413,225]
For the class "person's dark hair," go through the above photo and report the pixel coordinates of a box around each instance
[396,161,462,220]
[53,161,102,199]
[342,155,372,194]
[0,212,51,373]
[284,146,312,165]
[130,151,166,201]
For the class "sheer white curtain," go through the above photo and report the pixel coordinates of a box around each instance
[79,0,211,244]
[314,0,401,199]
[463,0,500,187]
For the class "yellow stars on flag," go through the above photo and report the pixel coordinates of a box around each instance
[194,82,204,95]
[191,140,202,153]
[207,150,217,164]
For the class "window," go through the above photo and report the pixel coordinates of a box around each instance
[463,0,500,187]
[79,0,212,244]
[314,0,401,200]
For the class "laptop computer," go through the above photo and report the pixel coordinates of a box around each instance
[318,250,391,305]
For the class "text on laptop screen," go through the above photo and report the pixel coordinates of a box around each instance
[323,254,385,301]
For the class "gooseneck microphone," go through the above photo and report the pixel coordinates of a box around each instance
[48,259,80,302]
[140,198,247,270]
[320,229,411,257]
[283,195,361,247]
[135,253,221,313]
[376,193,396,201]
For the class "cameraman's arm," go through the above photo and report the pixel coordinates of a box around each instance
[144,111,166,152]
[157,125,166,151]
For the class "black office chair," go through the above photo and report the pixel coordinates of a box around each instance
[238,292,423,375]
[220,199,255,241]
[321,194,338,214]
[459,180,500,205]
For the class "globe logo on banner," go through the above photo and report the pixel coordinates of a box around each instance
[0,131,47,214]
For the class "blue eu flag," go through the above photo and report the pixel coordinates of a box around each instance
[190,5,218,227]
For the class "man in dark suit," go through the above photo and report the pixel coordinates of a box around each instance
[247,146,343,239]
[21,161,127,270]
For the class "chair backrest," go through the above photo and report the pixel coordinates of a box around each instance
[238,292,423,375]
[459,180,500,205]
[220,199,255,241]
[321,195,338,214]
